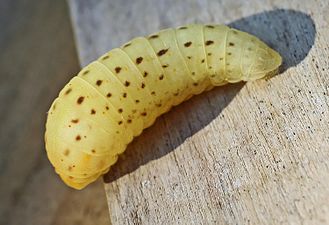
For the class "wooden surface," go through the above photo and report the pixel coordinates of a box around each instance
[68,0,329,224]
[0,0,110,224]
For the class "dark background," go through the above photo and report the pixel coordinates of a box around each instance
[0,0,110,224]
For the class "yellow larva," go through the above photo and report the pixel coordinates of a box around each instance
[45,24,282,189]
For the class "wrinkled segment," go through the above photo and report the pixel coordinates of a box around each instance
[45,24,282,189]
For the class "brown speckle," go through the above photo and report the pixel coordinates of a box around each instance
[76,135,81,141]
[91,109,96,115]
[105,106,109,110]
[228,52,232,55]
[141,83,145,89]
[102,55,109,60]
[82,70,89,75]
[206,25,215,28]
[173,92,179,96]
[184,41,192,47]
[141,112,147,116]
[178,26,187,30]
[115,67,122,73]
[107,92,112,97]
[63,149,70,156]
[193,82,198,86]
[77,96,84,104]
[201,59,205,63]
[156,103,162,107]
[118,121,123,125]
[68,166,72,171]
[71,119,79,123]
[208,53,212,56]
[157,48,169,56]
[192,72,196,75]
[159,74,164,80]
[127,119,132,123]
[124,81,130,87]
[118,108,123,113]
[143,71,148,77]
[151,91,156,95]
[229,42,235,46]
[135,99,140,103]
[149,34,159,39]
[162,64,168,68]
[65,88,72,95]
[205,40,214,45]
[123,43,131,48]
[136,57,143,64]
[187,56,192,59]
[123,93,127,98]
[96,80,103,86]
[91,149,96,153]
[219,57,223,61]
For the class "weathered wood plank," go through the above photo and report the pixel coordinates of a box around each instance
[68,0,329,224]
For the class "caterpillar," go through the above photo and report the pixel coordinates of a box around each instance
[45,24,282,190]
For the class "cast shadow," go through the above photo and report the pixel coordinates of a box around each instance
[104,8,315,183]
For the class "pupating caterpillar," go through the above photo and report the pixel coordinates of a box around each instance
[45,24,281,189]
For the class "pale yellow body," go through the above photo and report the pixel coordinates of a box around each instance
[45,24,282,189]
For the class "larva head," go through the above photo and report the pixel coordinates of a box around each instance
[225,29,282,82]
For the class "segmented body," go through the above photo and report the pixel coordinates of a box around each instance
[45,24,281,189]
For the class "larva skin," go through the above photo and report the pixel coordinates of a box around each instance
[45,24,281,189]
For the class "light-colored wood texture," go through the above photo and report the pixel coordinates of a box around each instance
[68,0,329,224]
[0,0,110,224]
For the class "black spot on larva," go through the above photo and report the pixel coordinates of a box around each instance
[118,108,123,113]
[71,119,79,123]
[123,93,127,98]
[141,112,147,116]
[96,80,103,86]
[123,43,131,48]
[77,96,84,104]
[102,55,109,60]
[115,67,122,73]
[91,149,96,153]
[63,149,70,156]
[136,57,143,64]
[65,88,72,95]
[201,59,205,63]
[118,121,123,125]
[107,92,112,97]
[206,25,215,28]
[228,52,232,55]
[229,42,235,46]
[187,56,192,59]
[149,34,159,39]
[157,48,169,56]
[210,74,215,77]
[178,26,187,30]
[76,135,81,141]
[209,66,213,69]
[143,71,148,77]
[159,74,164,80]
[184,41,192,47]
[208,53,212,56]
[127,119,132,123]
[162,64,168,68]
[124,81,130,87]
[219,57,223,61]
[205,40,214,45]
[193,82,198,86]
[91,109,96,114]
[151,91,156,95]
[52,104,56,110]
[192,72,196,75]
[82,70,89,75]
[105,106,109,110]
[141,83,145,89]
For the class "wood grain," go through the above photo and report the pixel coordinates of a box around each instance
[68,0,329,224]
[0,0,110,224]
